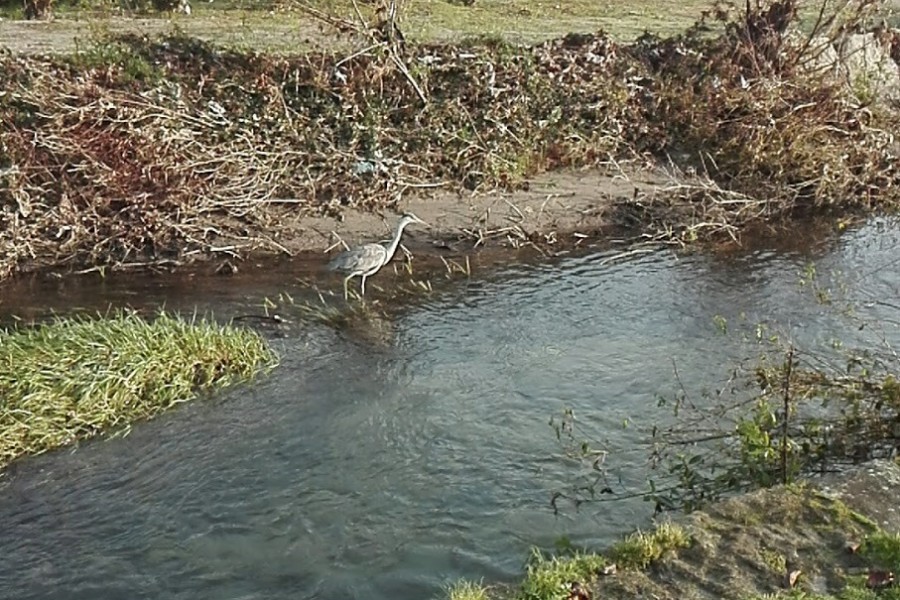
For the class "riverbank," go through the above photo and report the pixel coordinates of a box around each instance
[449,459,900,600]
[2,0,900,282]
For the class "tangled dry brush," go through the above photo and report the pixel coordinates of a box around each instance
[1,0,900,278]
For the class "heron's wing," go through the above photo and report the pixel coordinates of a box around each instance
[327,243,387,273]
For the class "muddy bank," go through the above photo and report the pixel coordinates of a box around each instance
[592,460,900,599]
[3,163,671,280]
[273,165,670,256]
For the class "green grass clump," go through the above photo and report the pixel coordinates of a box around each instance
[0,311,277,469]
[862,531,900,571]
[70,37,162,85]
[446,580,491,600]
[518,549,607,600]
[609,522,692,570]
[840,587,900,600]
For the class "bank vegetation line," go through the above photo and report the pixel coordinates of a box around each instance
[0,311,277,471]
[1,0,899,279]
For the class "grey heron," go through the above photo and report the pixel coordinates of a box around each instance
[328,212,428,299]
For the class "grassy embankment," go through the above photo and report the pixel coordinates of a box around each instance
[1,0,900,281]
[447,476,900,600]
[442,522,690,600]
[0,311,277,471]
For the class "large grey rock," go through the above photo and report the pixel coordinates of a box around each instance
[801,31,900,105]
[837,31,900,103]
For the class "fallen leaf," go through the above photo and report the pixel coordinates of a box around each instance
[866,570,896,590]
[785,569,802,589]
[565,581,591,600]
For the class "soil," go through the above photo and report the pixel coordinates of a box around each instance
[274,165,672,260]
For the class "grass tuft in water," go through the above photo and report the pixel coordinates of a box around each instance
[265,290,386,328]
[609,522,692,570]
[0,310,277,470]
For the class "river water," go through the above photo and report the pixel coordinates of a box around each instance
[0,219,898,600]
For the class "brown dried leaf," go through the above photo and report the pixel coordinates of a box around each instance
[785,569,802,589]
[565,581,591,600]
[866,570,896,590]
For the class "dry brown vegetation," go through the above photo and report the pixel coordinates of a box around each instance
[2,0,900,279]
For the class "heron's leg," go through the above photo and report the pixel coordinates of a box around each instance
[360,275,367,297]
[343,276,351,300]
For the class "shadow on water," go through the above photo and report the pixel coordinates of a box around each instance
[0,218,898,600]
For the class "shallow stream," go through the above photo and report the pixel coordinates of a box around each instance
[0,219,898,600]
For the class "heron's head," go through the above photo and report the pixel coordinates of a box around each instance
[401,212,428,227]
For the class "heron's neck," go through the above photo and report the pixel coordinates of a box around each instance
[383,220,410,263]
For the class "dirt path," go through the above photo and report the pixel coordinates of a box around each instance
[0,13,333,55]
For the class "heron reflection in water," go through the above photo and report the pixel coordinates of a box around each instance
[327,212,428,300]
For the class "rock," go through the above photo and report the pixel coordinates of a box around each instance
[800,31,900,105]
[836,31,900,104]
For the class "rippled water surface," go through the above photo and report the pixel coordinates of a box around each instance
[0,219,898,600]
